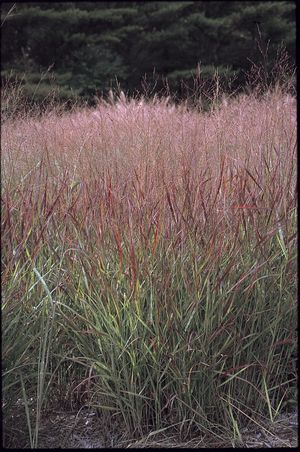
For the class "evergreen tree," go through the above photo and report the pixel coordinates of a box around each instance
[1,1,295,103]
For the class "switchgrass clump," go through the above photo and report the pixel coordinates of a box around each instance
[1,83,297,447]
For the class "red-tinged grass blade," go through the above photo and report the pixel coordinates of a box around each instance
[2,82,297,446]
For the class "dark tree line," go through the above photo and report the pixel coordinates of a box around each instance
[1,1,296,103]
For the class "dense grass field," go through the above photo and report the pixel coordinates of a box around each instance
[1,84,297,447]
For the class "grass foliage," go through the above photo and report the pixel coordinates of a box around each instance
[1,81,297,447]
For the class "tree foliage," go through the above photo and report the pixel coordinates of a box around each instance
[1,1,295,103]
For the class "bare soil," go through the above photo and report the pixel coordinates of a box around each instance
[3,407,297,448]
